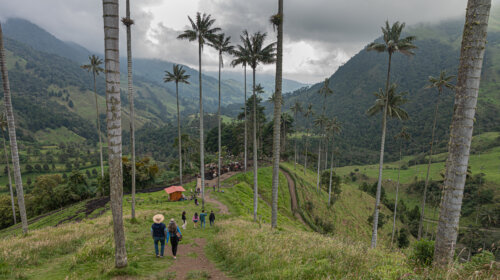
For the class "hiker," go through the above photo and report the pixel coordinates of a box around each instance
[199,210,207,228]
[192,212,199,228]
[151,214,167,258]
[181,211,187,229]
[213,184,216,192]
[166,218,182,260]
[194,198,198,206]
[209,210,215,226]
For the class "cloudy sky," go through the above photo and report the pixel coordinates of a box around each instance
[0,0,483,84]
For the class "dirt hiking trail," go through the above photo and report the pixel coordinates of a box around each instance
[280,168,306,225]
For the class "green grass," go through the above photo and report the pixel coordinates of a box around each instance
[34,127,86,144]
[280,162,406,246]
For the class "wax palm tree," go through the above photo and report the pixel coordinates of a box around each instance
[318,78,333,170]
[0,113,15,224]
[0,24,28,234]
[367,21,416,248]
[367,83,409,248]
[102,0,127,267]
[81,55,105,179]
[434,0,491,266]
[417,71,455,239]
[314,114,328,193]
[280,112,292,152]
[164,65,190,185]
[391,127,411,248]
[121,0,137,219]
[178,13,220,210]
[270,0,284,229]
[303,104,314,175]
[326,117,341,205]
[290,101,302,170]
[231,38,250,172]
[242,30,276,221]
[209,33,233,192]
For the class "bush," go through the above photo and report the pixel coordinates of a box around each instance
[410,239,434,267]
[463,251,495,274]
[367,212,387,228]
[397,228,410,248]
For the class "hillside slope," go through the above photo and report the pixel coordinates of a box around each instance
[282,9,500,166]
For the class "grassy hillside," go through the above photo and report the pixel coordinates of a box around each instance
[280,162,405,246]
[0,167,497,279]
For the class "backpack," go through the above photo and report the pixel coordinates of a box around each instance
[152,223,165,237]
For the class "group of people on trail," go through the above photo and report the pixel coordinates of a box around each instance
[151,210,216,259]
[151,214,182,259]
[184,210,215,229]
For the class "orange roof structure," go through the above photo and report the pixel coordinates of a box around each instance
[165,186,186,194]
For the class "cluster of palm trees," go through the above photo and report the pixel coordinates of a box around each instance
[0,0,490,270]
[366,0,492,267]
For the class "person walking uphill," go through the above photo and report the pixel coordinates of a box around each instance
[181,211,187,229]
[209,210,215,226]
[151,214,167,257]
[200,210,207,228]
[193,212,199,228]
[166,218,182,259]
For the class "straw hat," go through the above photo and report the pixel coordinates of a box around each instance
[153,214,164,223]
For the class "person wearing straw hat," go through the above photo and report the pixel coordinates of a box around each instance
[151,214,167,257]
[166,218,182,259]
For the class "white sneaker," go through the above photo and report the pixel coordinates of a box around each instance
[173,256,177,260]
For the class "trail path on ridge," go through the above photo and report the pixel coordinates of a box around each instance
[280,168,306,225]
[163,172,239,279]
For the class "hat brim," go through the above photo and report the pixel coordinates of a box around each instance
[153,214,164,223]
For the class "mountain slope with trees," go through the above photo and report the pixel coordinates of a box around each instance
[282,11,500,166]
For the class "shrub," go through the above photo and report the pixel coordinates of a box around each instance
[410,239,434,267]
[462,251,495,274]
[397,228,410,248]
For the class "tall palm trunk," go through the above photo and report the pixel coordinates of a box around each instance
[316,136,322,193]
[2,129,16,224]
[217,53,222,192]
[244,65,247,172]
[324,136,329,170]
[328,137,334,205]
[391,141,402,247]
[176,82,182,185]
[434,0,491,266]
[252,68,258,222]
[102,0,127,268]
[124,0,136,219]
[198,39,206,210]
[418,96,440,239]
[294,110,298,170]
[371,52,392,248]
[92,72,105,179]
[271,0,283,228]
[0,24,28,234]
[304,123,309,175]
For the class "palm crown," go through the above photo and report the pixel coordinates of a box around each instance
[164,64,190,85]
[177,12,221,48]
[290,101,302,114]
[367,21,417,56]
[394,126,411,141]
[241,30,276,70]
[81,55,104,75]
[318,78,334,98]
[231,38,250,68]
[209,33,234,66]
[326,117,342,137]
[367,83,409,120]
[426,70,455,93]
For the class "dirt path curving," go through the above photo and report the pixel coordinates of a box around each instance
[165,238,232,280]
[280,168,306,225]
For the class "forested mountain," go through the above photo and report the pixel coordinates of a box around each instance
[1,18,306,114]
[280,12,500,166]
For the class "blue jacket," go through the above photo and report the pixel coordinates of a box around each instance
[166,226,182,243]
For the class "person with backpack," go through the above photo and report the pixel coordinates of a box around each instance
[209,210,215,226]
[192,212,199,228]
[166,218,182,259]
[181,211,187,229]
[151,214,167,257]
[199,210,207,228]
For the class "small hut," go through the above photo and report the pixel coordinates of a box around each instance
[164,186,186,201]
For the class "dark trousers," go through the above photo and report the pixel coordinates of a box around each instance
[210,219,215,226]
[170,235,179,256]
[154,237,165,256]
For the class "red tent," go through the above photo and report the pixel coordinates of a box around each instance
[164,186,186,201]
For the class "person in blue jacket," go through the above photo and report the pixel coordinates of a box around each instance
[166,218,182,259]
[151,214,167,257]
